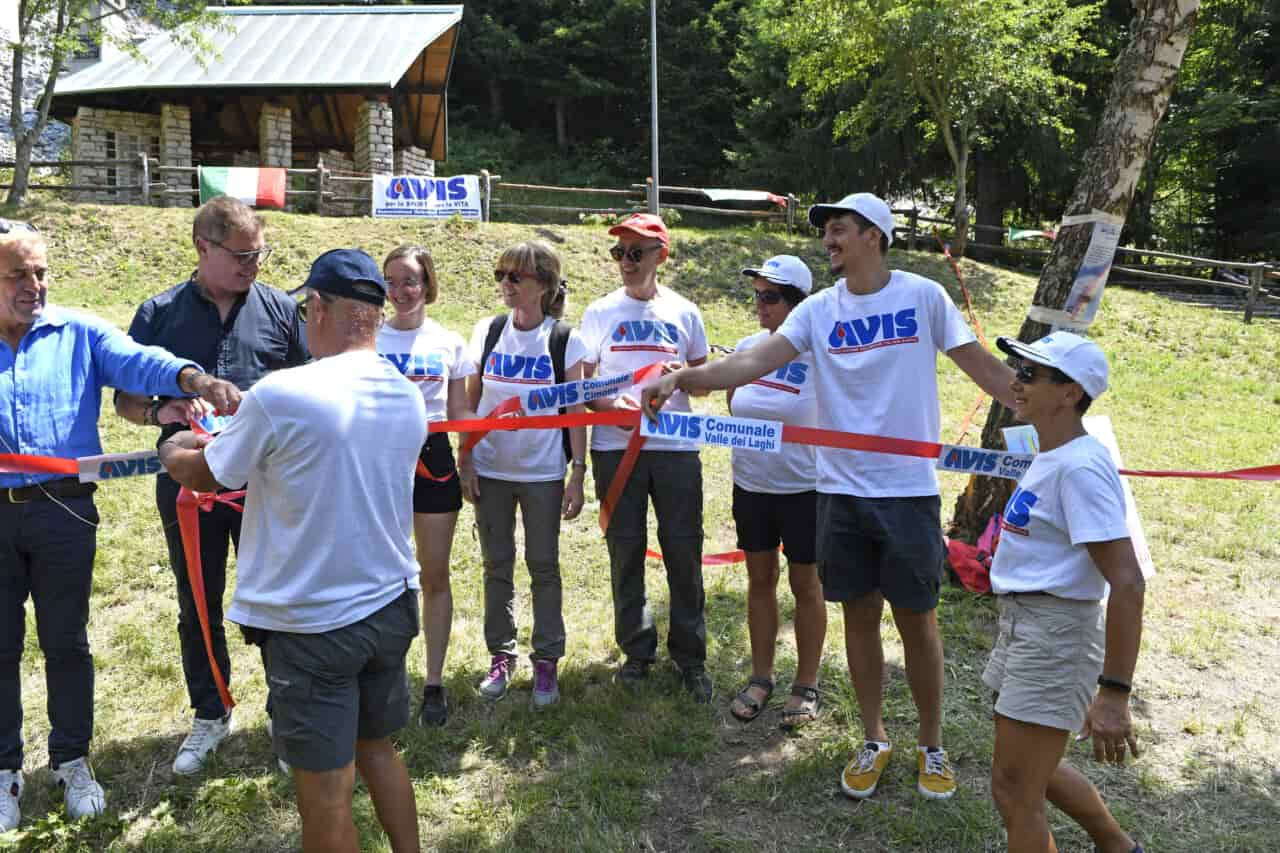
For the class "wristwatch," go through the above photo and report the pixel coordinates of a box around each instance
[571,459,588,471]
[1097,675,1132,694]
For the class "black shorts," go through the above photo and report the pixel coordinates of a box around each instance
[414,432,463,515]
[732,485,818,564]
[816,493,945,612]
[262,588,419,772]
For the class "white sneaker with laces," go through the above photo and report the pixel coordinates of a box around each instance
[172,712,233,776]
[0,769,22,831]
[50,757,105,820]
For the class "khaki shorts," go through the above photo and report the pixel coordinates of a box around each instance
[982,593,1104,732]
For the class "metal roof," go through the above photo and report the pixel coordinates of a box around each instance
[55,5,464,96]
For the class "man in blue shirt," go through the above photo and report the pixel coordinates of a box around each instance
[114,197,307,777]
[0,220,239,831]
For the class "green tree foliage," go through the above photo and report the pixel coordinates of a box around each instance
[764,0,1102,252]
[1144,0,1279,257]
[7,0,219,205]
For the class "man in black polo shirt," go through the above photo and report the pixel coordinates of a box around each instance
[114,196,308,775]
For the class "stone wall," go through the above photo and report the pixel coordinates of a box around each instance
[354,98,393,175]
[70,107,159,203]
[160,104,193,208]
[258,103,292,167]
[232,150,261,167]
[318,149,358,216]
[394,145,434,177]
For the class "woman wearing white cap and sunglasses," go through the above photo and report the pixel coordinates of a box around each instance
[725,255,826,730]
[985,332,1146,853]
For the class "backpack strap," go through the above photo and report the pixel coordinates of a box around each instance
[478,314,508,394]
[549,320,573,463]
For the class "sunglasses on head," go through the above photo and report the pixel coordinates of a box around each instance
[0,219,39,235]
[609,244,662,263]
[494,269,540,284]
[752,288,785,305]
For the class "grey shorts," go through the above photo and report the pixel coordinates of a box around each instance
[982,593,1104,732]
[261,588,419,772]
[815,493,945,611]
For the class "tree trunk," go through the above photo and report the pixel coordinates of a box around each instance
[952,125,970,257]
[949,0,1201,541]
[487,78,504,122]
[7,0,69,208]
[554,96,569,152]
[973,150,1009,263]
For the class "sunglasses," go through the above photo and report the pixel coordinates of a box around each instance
[0,219,39,235]
[295,291,334,323]
[1014,362,1071,385]
[609,244,662,263]
[494,269,541,284]
[204,237,273,267]
[752,288,786,305]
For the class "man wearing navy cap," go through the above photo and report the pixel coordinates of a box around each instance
[643,192,1018,800]
[159,249,427,852]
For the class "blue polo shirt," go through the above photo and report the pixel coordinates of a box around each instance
[1,305,196,487]
[124,276,309,438]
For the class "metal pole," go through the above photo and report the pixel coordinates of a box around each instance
[480,168,491,222]
[648,0,659,215]
[139,153,150,206]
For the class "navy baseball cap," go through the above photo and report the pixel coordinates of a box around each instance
[289,248,387,306]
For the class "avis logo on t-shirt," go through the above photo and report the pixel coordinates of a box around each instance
[750,361,808,394]
[485,351,553,384]
[611,320,680,353]
[1001,486,1039,536]
[382,351,444,381]
[827,308,918,353]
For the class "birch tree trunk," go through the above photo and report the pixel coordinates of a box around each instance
[950,0,1201,540]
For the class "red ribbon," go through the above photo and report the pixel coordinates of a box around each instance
[0,453,78,476]
[175,485,243,712]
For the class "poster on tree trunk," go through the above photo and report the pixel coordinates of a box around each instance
[1060,212,1125,327]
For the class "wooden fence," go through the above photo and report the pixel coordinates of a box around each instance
[5,155,1274,321]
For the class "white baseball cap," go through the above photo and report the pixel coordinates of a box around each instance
[808,192,895,247]
[996,331,1109,399]
[741,254,813,294]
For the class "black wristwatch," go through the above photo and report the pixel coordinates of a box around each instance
[1097,675,1132,694]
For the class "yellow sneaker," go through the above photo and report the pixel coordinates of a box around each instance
[917,746,956,800]
[840,741,893,799]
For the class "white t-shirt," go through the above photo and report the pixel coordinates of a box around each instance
[776,271,976,497]
[376,318,475,423]
[468,315,588,482]
[205,351,427,634]
[989,435,1130,601]
[578,285,710,452]
[728,329,817,494]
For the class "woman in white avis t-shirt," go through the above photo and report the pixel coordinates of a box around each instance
[376,244,477,727]
[464,241,588,710]
[723,255,825,730]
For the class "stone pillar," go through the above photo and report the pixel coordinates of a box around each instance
[354,97,393,175]
[70,108,109,203]
[393,145,434,177]
[160,103,193,208]
[258,103,292,168]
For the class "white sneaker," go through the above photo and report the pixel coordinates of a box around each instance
[0,769,21,831]
[265,719,290,775]
[50,757,105,820]
[173,712,233,776]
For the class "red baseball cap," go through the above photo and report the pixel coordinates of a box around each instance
[608,213,669,245]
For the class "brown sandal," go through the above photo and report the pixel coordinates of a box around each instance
[729,676,774,722]
[779,683,820,731]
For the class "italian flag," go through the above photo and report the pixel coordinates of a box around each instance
[198,166,287,209]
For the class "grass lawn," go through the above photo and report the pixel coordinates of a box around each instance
[3,200,1279,852]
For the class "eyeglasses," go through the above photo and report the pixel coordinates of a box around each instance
[494,269,539,284]
[386,276,424,290]
[609,244,662,263]
[295,290,334,323]
[1014,362,1071,385]
[0,219,39,235]
[204,237,273,267]
[752,288,785,305]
